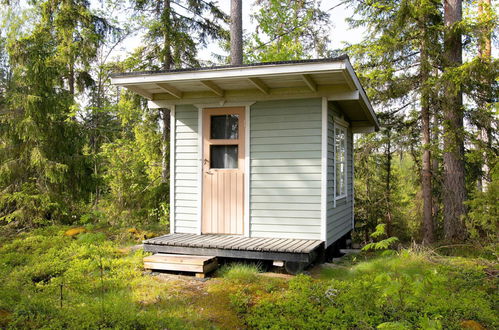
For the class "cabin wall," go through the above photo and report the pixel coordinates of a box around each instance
[249,98,323,240]
[173,104,199,233]
[326,103,354,246]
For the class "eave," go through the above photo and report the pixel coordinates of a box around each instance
[111,58,380,131]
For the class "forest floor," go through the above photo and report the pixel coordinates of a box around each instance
[0,225,497,329]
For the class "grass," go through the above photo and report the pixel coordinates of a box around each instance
[216,262,261,283]
[0,225,497,329]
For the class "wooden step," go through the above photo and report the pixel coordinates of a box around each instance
[144,253,218,278]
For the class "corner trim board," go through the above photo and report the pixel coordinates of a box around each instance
[321,97,328,244]
[170,106,176,234]
[244,104,251,237]
[197,107,203,235]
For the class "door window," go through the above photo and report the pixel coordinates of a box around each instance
[210,145,238,168]
[210,115,239,139]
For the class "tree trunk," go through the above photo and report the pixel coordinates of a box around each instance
[230,0,243,65]
[477,0,492,191]
[431,107,440,223]
[161,109,170,183]
[420,24,434,244]
[442,0,466,241]
[163,0,173,70]
[385,129,393,237]
[478,0,492,59]
[160,0,173,184]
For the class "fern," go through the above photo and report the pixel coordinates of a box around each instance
[362,224,399,251]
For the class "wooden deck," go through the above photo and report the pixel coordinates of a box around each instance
[143,234,324,263]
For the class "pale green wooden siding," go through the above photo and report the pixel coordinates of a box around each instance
[326,103,354,246]
[174,105,198,233]
[250,98,322,240]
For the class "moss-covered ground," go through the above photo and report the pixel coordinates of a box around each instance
[0,225,497,329]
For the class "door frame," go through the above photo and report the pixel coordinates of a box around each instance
[194,102,254,237]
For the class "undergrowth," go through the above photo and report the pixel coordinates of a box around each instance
[0,226,497,329]
[243,249,498,329]
[0,225,216,329]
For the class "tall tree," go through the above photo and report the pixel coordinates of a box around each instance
[0,1,112,226]
[442,0,466,240]
[230,0,243,65]
[247,0,331,62]
[346,0,442,241]
[131,0,227,183]
[476,0,493,191]
[419,0,435,243]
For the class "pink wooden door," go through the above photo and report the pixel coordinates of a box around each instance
[202,107,245,235]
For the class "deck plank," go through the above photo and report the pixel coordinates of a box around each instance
[262,238,286,252]
[144,234,323,256]
[283,239,308,253]
[272,239,294,252]
[291,240,314,253]
[241,237,268,251]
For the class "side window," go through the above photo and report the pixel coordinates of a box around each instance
[335,123,347,199]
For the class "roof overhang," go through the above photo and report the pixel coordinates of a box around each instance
[111,57,380,131]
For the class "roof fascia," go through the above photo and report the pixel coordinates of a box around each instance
[111,61,346,85]
[343,59,380,130]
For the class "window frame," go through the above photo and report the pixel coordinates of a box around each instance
[334,120,348,200]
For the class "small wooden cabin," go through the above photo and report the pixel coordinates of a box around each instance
[111,56,379,270]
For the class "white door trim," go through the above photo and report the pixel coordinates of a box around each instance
[195,103,254,236]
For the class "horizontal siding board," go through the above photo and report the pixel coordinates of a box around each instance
[175,186,198,194]
[252,106,320,117]
[252,202,320,211]
[175,146,197,153]
[252,173,322,181]
[251,188,321,196]
[175,152,198,160]
[251,231,321,240]
[176,166,197,174]
[251,180,320,189]
[175,193,197,201]
[252,121,320,131]
[251,151,320,159]
[252,136,321,145]
[176,173,197,181]
[251,114,322,124]
[251,159,319,167]
[251,166,321,174]
[252,195,320,203]
[251,143,321,152]
[175,133,198,140]
[251,217,321,226]
[174,105,199,234]
[251,209,321,218]
[251,224,321,234]
[251,128,319,138]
